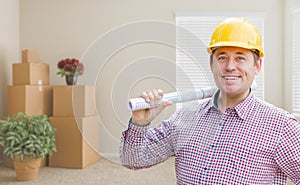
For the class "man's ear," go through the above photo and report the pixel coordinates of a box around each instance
[255,58,262,74]
[210,57,213,71]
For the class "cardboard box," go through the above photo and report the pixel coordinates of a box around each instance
[48,116,100,168]
[22,49,40,63]
[7,85,53,116]
[53,86,96,117]
[13,63,49,85]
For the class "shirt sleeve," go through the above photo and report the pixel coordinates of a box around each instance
[119,117,175,170]
[275,117,300,184]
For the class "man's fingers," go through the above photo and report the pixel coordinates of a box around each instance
[157,89,164,99]
[140,91,150,103]
[147,90,155,105]
[140,89,164,106]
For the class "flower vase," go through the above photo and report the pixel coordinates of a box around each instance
[65,75,77,85]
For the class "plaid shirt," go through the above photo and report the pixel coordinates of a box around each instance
[120,91,300,184]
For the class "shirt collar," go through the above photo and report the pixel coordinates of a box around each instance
[234,91,255,120]
[204,88,256,120]
[202,90,219,113]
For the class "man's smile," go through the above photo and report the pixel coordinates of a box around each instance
[221,76,241,81]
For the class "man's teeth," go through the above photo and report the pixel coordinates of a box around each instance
[224,76,238,80]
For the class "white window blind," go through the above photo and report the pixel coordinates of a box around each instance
[176,14,265,100]
[292,9,300,114]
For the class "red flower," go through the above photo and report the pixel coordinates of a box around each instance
[66,58,72,63]
[64,63,75,73]
[57,60,66,68]
[77,63,84,74]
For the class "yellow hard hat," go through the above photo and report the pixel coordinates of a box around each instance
[207,17,264,57]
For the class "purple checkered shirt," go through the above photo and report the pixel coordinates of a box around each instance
[120,91,300,184]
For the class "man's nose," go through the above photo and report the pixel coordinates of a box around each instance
[224,58,236,71]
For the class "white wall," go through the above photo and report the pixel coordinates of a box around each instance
[18,0,284,162]
[0,0,19,162]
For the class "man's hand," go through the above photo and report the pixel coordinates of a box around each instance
[131,89,172,126]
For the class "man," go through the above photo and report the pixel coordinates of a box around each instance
[120,17,300,184]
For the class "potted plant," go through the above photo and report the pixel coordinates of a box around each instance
[56,57,84,85]
[0,112,56,181]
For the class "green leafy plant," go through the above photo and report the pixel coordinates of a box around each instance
[0,112,56,161]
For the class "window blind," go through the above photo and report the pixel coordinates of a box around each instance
[292,9,300,114]
[176,14,265,100]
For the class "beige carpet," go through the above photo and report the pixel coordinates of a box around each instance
[0,157,176,185]
[0,157,296,185]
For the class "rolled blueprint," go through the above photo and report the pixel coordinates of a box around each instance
[128,81,257,111]
[128,87,217,111]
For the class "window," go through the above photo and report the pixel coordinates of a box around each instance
[292,8,300,114]
[176,14,265,100]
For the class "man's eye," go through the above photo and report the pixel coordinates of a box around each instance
[217,56,227,61]
[236,57,246,61]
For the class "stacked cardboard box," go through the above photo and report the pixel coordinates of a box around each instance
[3,49,52,168]
[49,86,100,169]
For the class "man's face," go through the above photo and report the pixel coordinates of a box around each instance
[210,46,262,97]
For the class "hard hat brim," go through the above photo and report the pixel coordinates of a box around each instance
[207,41,264,57]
